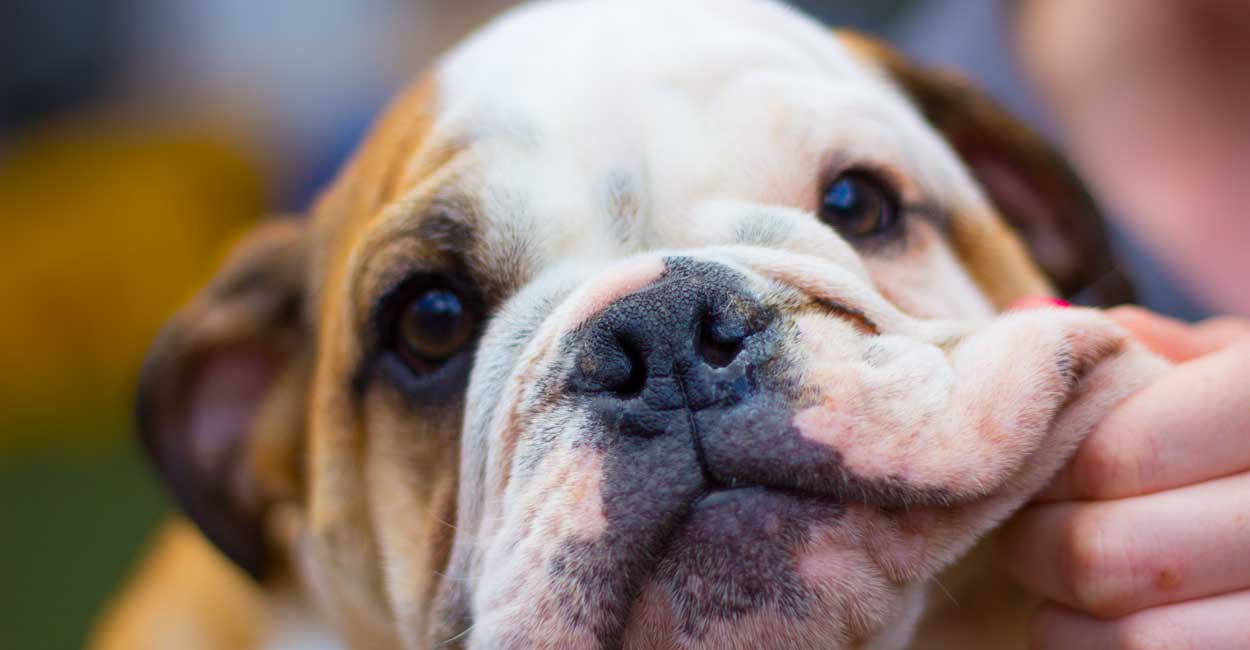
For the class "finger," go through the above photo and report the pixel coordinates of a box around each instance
[1004,471,1250,618]
[1039,336,1250,501]
[1105,306,1248,363]
[1195,315,1250,349]
[1029,589,1250,650]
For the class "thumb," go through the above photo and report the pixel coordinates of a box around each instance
[1106,306,1245,363]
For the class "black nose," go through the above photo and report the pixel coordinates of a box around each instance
[569,259,771,431]
[572,292,751,397]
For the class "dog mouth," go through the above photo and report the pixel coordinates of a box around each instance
[669,484,846,555]
[613,483,848,645]
[665,483,847,573]
[592,482,875,650]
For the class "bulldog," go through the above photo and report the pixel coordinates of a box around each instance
[92,1,1168,648]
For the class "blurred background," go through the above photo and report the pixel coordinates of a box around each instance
[2,1,1245,647]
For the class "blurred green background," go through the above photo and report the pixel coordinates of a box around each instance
[0,126,265,649]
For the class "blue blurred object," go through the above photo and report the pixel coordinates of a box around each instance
[889,0,1209,321]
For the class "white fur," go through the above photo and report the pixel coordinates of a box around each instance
[432,0,996,277]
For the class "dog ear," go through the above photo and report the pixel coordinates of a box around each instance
[136,218,309,579]
[839,32,1133,307]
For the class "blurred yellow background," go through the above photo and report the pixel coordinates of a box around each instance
[1,124,262,439]
[0,121,264,648]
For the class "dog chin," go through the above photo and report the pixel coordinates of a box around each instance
[614,487,920,650]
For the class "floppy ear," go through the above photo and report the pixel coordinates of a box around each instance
[839,32,1133,307]
[137,218,309,579]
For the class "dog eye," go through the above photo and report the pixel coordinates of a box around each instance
[391,283,477,372]
[819,170,900,240]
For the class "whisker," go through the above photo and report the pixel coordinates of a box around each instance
[931,576,959,607]
[437,622,476,648]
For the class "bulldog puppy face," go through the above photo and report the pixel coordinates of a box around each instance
[136,1,1157,649]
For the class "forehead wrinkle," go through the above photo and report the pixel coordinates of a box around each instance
[348,169,542,328]
[603,168,647,251]
[306,99,465,320]
[348,168,480,326]
[466,211,541,305]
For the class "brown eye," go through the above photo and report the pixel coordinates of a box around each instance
[395,287,475,370]
[819,170,901,240]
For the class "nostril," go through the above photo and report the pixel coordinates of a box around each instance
[575,333,648,396]
[612,335,647,396]
[698,333,743,368]
[697,310,746,369]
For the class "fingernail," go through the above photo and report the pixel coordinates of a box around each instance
[1008,296,1071,311]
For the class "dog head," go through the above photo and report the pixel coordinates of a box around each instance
[136,1,1152,648]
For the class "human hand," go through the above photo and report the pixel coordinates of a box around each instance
[1002,306,1250,649]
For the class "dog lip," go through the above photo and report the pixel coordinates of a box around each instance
[640,485,835,571]
[694,484,769,508]
[617,483,845,639]
[691,483,842,510]
[693,482,825,505]
[680,484,843,537]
